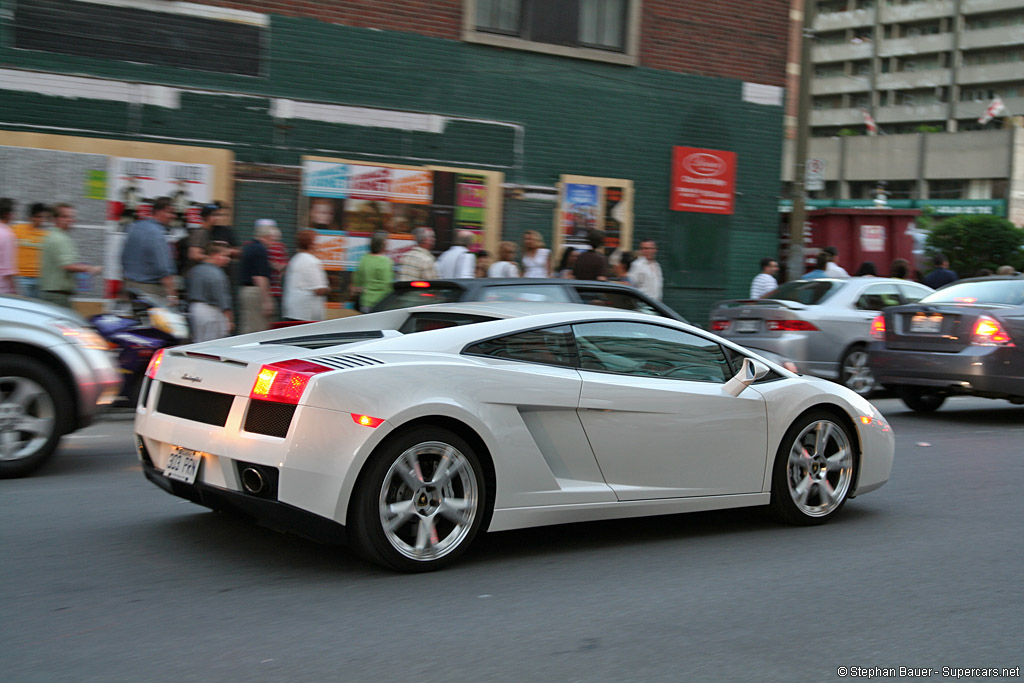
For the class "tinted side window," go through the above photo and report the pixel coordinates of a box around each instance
[573,322,730,383]
[574,287,662,316]
[856,283,902,310]
[899,283,932,304]
[478,285,572,303]
[464,325,576,367]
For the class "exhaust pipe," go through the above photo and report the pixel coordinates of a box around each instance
[241,467,266,494]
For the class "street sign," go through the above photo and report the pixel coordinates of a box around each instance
[805,158,825,191]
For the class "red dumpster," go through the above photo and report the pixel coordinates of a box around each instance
[801,208,921,277]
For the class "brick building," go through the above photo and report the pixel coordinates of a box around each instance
[0,0,790,320]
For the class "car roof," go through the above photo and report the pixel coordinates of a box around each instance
[0,294,86,323]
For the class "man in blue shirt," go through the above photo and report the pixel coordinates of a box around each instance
[121,196,178,305]
[923,253,958,289]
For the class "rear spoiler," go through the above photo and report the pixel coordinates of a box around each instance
[713,298,809,311]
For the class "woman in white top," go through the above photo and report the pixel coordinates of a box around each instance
[282,229,330,321]
[488,241,521,278]
[520,230,551,277]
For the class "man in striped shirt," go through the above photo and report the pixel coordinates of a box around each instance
[396,227,439,281]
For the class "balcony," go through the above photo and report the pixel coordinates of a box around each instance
[812,75,874,95]
[814,8,875,32]
[876,68,951,90]
[958,62,1024,85]
[962,0,1024,15]
[954,96,1024,121]
[877,33,954,57]
[875,103,948,124]
[812,42,875,63]
[960,25,1024,51]
[879,0,954,24]
[810,107,863,127]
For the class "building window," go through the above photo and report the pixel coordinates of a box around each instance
[466,0,638,65]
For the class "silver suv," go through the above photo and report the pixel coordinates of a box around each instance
[0,295,120,477]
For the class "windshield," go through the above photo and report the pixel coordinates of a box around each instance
[374,285,464,311]
[762,279,843,305]
[920,279,1024,306]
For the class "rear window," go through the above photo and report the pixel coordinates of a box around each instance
[374,285,464,311]
[920,279,1024,306]
[478,285,572,303]
[766,279,843,305]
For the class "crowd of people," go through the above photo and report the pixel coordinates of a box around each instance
[1,195,664,344]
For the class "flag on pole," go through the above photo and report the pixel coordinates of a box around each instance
[978,96,1006,125]
[861,108,877,135]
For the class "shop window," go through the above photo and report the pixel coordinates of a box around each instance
[13,0,264,76]
[466,0,638,65]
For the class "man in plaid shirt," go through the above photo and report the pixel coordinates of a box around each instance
[397,227,439,281]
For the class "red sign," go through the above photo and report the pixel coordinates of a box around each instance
[670,146,737,214]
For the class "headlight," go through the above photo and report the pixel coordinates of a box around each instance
[52,321,108,351]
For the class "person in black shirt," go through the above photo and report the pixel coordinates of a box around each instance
[923,253,958,289]
[238,221,276,333]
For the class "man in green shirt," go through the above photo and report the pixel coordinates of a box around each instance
[39,203,102,310]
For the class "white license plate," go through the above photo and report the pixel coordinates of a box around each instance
[734,319,760,333]
[910,314,943,334]
[164,447,202,484]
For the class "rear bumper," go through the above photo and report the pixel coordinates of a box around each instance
[143,461,347,545]
[868,342,1024,397]
[724,334,836,379]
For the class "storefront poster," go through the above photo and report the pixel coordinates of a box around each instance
[304,161,350,198]
[604,186,624,248]
[455,175,486,230]
[107,157,213,229]
[861,225,886,252]
[561,183,599,242]
[670,146,737,215]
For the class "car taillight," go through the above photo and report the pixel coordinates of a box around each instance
[145,348,165,379]
[351,414,385,428]
[870,315,886,340]
[766,320,818,332]
[249,360,331,404]
[410,281,431,288]
[710,320,730,331]
[971,316,1013,346]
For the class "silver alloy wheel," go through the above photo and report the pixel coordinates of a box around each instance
[786,419,853,518]
[0,376,56,462]
[378,440,479,562]
[842,348,875,395]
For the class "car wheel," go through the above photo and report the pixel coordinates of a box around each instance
[349,427,487,572]
[770,411,855,525]
[840,345,875,396]
[898,387,946,413]
[0,355,70,478]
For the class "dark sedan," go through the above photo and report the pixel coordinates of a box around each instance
[372,278,688,322]
[868,276,1024,411]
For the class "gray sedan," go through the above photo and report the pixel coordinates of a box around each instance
[709,277,933,395]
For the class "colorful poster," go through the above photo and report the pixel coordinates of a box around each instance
[306,197,344,230]
[561,183,599,242]
[455,175,486,230]
[343,199,393,235]
[303,161,350,198]
[391,169,433,205]
[670,146,737,214]
[604,186,624,248]
[106,157,213,229]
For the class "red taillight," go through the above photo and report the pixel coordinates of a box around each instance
[971,316,1013,346]
[870,315,886,340]
[351,414,385,428]
[766,320,818,332]
[249,360,331,404]
[410,281,431,288]
[710,320,730,331]
[145,348,165,379]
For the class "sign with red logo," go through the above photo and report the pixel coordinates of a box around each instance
[670,146,737,214]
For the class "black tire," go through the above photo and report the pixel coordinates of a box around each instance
[898,387,946,413]
[839,345,875,396]
[348,427,488,572]
[770,410,856,526]
[0,355,72,478]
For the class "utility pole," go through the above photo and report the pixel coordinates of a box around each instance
[787,0,815,283]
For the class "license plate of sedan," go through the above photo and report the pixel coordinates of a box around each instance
[910,314,943,334]
[735,319,760,333]
[164,446,202,484]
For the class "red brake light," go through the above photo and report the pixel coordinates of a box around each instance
[710,320,730,331]
[145,348,165,379]
[410,281,431,288]
[870,315,886,340]
[249,360,331,404]
[351,414,385,428]
[766,320,819,332]
[971,316,1013,346]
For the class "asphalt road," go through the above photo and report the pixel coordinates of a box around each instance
[2,397,1022,682]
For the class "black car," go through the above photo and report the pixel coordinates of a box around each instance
[868,275,1024,411]
[373,278,688,322]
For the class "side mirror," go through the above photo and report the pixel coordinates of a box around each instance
[723,357,769,397]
